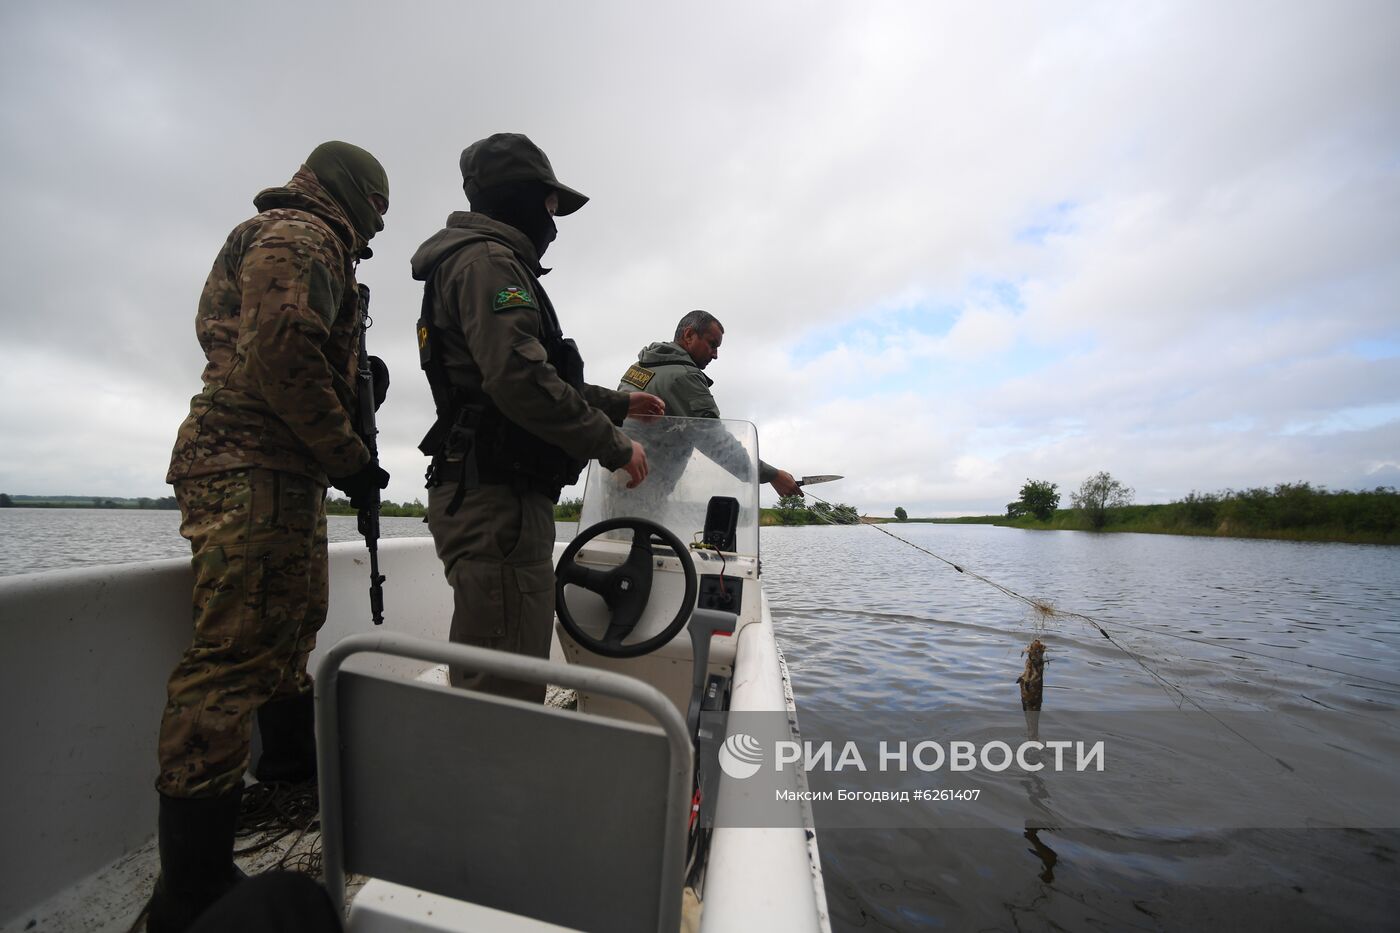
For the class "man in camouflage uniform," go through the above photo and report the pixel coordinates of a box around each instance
[150,141,391,933]
[620,310,802,497]
[412,133,661,701]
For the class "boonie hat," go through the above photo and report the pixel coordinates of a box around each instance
[459,133,589,215]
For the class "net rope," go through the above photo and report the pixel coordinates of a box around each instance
[796,490,1400,697]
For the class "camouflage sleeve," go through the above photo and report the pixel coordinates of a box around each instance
[580,383,631,425]
[236,220,369,478]
[452,252,632,470]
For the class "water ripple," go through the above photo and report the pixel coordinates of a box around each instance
[761,523,1400,931]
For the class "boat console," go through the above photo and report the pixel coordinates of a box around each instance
[555,416,763,729]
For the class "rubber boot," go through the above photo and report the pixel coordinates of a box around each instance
[147,786,247,933]
[252,692,317,784]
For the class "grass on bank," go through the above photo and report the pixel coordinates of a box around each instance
[983,483,1399,545]
[778,483,1399,545]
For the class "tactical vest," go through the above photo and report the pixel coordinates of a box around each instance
[417,262,587,507]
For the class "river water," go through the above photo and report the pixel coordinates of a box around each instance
[2,509,1398,931]
[761,523,1400,932]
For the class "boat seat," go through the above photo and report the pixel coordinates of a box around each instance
[316,632,693,933]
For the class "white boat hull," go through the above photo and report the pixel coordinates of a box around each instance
[0,537,828,931]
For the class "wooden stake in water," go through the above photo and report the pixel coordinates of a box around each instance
[1018,639,1046,712]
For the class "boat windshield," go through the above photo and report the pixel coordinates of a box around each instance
[578,416,761,558]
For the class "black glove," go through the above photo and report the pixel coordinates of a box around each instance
[368,356,389,410]
[331,462,390,509]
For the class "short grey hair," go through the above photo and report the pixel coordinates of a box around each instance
[674,310,724,342]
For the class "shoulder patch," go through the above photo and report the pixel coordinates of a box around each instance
[492,285,536,311]
[621,364,655,390]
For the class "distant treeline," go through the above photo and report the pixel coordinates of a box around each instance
[761,497,861,526]
[1000,483,1398,545]
[326,496,587,521]
[0,494,179,510]
[326,497,425,518]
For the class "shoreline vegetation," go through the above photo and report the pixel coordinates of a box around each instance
[883,483,1400,546]
[5,483,1396,545]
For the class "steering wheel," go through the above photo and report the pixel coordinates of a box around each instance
[555,517,698,658]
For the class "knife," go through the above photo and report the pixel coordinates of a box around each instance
[796,474,843,487]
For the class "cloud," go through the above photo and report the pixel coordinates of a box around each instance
[1,0,1397,520]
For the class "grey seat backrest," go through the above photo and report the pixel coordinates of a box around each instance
[317,632,693,933]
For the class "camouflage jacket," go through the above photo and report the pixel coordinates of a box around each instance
[166,168,370,486]
[410,211,632,471]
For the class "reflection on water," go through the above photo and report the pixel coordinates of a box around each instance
[0,508,187,576]
[762,523,1400,932]
[1024,828,1057,884]
[4,510,1398,930]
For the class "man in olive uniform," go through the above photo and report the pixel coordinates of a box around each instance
[621,310,802,497]
[152,141,391,933]
[412,133,661,701]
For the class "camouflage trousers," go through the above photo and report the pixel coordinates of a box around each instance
[426,483,556,703]
[156,468,328,798]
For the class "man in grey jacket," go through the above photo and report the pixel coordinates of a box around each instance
[620,310,801,497]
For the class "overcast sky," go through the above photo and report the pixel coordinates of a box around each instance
[2,0,1397,516]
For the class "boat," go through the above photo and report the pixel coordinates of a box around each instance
[0,416,831,932]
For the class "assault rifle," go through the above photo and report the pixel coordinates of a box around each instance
[355,283,386,625]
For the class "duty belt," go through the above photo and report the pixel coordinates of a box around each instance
[430,457,551,499]
[431,460,468,483]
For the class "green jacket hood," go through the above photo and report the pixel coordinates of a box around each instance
[253,167,364,255]
[637,341,713,385]
[411,211,543,282]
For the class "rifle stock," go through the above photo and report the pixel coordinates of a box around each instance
[355,283,386,625]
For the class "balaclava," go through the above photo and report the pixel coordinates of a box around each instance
[471,179,557,260]
[305,141,389,243]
